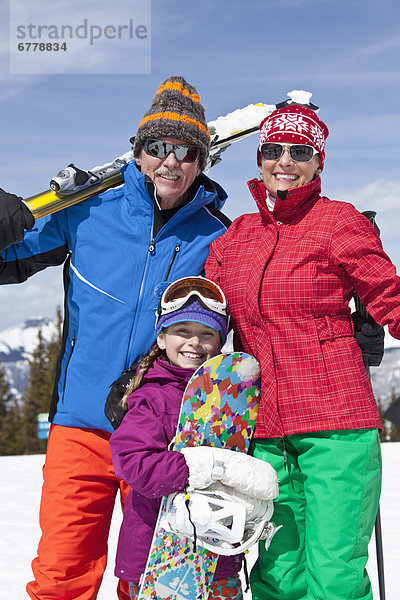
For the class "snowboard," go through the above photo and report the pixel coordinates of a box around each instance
[136,351,261,600]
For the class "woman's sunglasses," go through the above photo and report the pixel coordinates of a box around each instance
[260,143,318,163]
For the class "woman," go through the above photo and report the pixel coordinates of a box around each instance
[205,103,400,600]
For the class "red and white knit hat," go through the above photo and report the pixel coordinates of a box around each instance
[257,104,329,170]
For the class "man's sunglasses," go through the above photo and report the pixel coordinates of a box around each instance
[143,139,200,162]
[260,143,318,162]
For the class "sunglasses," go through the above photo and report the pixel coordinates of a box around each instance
[143,139,200,162]
[158,277,228,317]
[260,143,318,162]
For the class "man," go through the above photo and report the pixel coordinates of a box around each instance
[0,76,230,600]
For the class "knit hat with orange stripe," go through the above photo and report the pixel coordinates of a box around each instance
[133,76,210,171]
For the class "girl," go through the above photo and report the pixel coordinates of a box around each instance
[110,277,243,600]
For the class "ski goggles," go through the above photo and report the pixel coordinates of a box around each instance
[158,277,228,317]
[259,143,319,162]
[143,139,200,163]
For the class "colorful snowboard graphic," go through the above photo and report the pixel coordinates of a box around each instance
[137,352,261,600]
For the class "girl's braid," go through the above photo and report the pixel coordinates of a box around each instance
[119,344,163,410]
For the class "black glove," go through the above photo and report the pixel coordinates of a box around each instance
[104,362,138,430]
[352,312,385,369]
[0,188,35,252]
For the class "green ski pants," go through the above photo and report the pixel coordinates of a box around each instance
[250,429,382,600]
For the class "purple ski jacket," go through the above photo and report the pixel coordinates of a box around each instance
[110,356,242,583]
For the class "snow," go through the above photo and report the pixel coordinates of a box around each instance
[207,102,275,140]
[207,89,317,144]
[287,90,313,105]
[0,317,57,359]
[1,444,399,599]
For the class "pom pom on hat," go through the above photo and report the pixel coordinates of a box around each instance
[133,76,210,171]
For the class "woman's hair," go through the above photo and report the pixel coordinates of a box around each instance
[119,344,164,410]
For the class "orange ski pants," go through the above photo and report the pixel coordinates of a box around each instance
[27,424,130,600]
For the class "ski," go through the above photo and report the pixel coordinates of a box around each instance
[23,88,318,220]
[23,102,275,220]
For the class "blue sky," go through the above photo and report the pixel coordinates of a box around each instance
[0,0,399,345]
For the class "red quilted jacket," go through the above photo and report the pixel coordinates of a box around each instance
[205,177,400,438]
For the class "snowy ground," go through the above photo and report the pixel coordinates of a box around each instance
[1,444,399,599]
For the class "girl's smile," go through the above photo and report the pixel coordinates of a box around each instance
[157,321,222,369]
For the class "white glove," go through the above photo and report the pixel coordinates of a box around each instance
[181,446,278,500]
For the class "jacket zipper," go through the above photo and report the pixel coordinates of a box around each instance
[259,225,280,321]
[127,234,181,362]
[127,176,192,360]
[259,225,286,438]
[146,238,181,281]
[62,335,75,403]
[164,242,181,281]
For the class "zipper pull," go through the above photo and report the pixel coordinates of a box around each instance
[148,238,155,252]
[164,242,181,281]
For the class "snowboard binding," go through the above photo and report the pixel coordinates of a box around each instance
[163,483,280,556]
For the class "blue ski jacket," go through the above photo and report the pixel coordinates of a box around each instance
[0,161,230,432]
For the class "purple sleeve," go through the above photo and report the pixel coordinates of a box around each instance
[109,393,189,499]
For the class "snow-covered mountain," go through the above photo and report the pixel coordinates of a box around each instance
[0,317,58,400]
[0,317,399,409]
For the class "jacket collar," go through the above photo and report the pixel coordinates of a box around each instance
[142,356,195,390]
[247,176,322,225]
[126,357,194,411]
[122,160,227,213]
